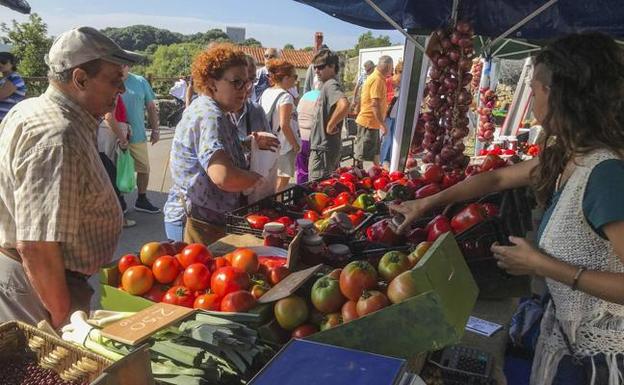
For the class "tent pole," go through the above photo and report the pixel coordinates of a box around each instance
[490,0,558,47]
[390,36,428,172]
[451,0,460,23]
[491,39,511,57]
[496,47,541,58]
[363,0,425,52]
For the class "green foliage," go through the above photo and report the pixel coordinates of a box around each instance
[302,46,314,51]
[348,31,392,57]
[241,38,262,47]
[186,29,230,45]
[0,13,52,77]
[145,43,203,78]
[283,43,294,50]
[101,25,184,51]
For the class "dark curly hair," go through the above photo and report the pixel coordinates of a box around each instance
[191,43,247,96]
[531,33,624,206]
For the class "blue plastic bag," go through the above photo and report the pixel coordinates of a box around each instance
[116,150,136,193]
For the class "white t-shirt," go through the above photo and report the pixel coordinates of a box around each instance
[260,87,301,155]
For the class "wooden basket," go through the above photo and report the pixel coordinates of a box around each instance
[0,320,112,384]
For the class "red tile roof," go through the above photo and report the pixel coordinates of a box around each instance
[236,45,315,69]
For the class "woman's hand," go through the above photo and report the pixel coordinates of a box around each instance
[491,236,547,276]
[389,199,431,234]
[252,132,280,152]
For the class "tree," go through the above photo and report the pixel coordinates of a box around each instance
[284,43,294,50]
[302,46,314,51]
[241,38,262,47]
[146,43,203,78]
[349,31,392,57]
[101,25,184,51]
[1,13,52,77]
[186,29,230,45]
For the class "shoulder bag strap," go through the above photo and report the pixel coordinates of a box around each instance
[266,90,288,132]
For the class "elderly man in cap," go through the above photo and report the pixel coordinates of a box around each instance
[0,26,141,327]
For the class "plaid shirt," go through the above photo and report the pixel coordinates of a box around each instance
[0,86,122,274]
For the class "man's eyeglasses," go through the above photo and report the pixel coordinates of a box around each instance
[224,77,253,91]
[314,64,326,71]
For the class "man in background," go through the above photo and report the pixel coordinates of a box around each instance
[351,60,375,115]
[308,50,350,180]
[121,65,161,214]
[354,55,393,167]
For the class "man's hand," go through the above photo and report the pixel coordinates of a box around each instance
[118,137,129,150]
[252,132,280,152]
[150,130,160,145]
[380,124,388,136]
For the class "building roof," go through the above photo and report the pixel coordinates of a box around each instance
[236,45,314,69]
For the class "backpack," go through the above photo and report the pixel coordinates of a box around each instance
[254,68,271,103]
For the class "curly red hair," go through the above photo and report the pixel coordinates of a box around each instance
[192,43,247,96]
[265,58,295,86]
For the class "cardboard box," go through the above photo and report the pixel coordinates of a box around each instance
[305,232,479,359]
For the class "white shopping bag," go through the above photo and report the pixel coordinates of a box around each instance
[244,132,279,204]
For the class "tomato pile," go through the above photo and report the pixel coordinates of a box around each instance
[275,247,434,338]
[117,241,290,312]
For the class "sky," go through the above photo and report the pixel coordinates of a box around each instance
[0,0,404,50]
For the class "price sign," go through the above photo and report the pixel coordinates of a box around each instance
[102,303,195,345]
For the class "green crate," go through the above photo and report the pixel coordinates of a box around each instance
[306,232,479,358]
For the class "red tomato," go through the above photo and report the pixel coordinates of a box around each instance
[246,214,270,230]
[142,284,169,302]
[210,266,250,297]
[303,210,320,223]
[320,312,342,331]
[291,324,318,338]
[178,243,212,268]
[274,296,309,330]
[268,266,290,286]
[118,254,140,274]
[250,284,268,299]
[276,216,294,227]
[152,255,181,284]
[210,256,230,272]
[193,293,221,311]
[423,164,444,184]
[387,270,424,304]
[339,261,378,301]
[258,256,287,270]
[140,242,166,266]
[230,248,259,274]
[183,263,211,291]
[341,300,359,323]
[121,265,154,295]
[172,271,185,287]
[220,290,257,312]
[162,286,195,308]
[356,290,390,316]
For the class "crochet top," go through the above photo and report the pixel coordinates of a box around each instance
[531,150,624,385]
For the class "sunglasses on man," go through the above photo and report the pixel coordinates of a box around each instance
[314,64,327,71]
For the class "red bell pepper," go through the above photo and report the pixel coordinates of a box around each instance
[426,215,452,242]
[333,191,353,206]
[358,177,374,190]
[450,203,487,234]
[414,183,441,199]
[423,164,444,184]
[339,172,358,185]
[276,216,294,227]
[246,214,270,230]
[373,176,390,191]
[389,171,405,182]
[481,203,500,218]
[366,218,403,245]
[348,210,366,226]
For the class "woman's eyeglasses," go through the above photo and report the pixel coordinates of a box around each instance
[223,77,253,91]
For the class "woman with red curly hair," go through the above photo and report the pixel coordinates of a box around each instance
[259,58,301,191]
[163,44,277,242]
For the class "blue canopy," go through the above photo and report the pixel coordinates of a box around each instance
[0,0,30,14]
[295,0,624,39]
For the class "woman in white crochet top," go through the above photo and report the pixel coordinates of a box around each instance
[393,33,624,385]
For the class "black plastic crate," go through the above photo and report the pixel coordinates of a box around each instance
[456,218,530,298]
[347,239,413,268]
[225,185,310,237]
